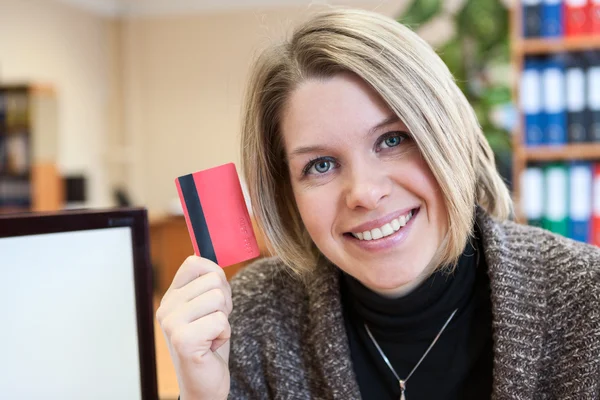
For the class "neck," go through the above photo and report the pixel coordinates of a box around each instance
[341,236,479,336]
[364,244,447,299]
[367,258,441,299]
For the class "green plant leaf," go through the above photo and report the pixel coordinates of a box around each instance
[398,0,443,28]
[437,38,466,89]
[486,86,511,105]
[397,0,512,162]
[457,0,508,51]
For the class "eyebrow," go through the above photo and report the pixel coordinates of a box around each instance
[366,114,401,138]
[288,114,401,158]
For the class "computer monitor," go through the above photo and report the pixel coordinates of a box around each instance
[0,208,158,400]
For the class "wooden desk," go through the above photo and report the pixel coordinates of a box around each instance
[154,296,179,400]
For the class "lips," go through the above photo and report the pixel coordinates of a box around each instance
[354,210,412,240]
[346,207,420,241]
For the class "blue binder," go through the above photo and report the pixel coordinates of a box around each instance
[543,57,567,146]
[523,0,543,37]
[541,0,564,37]
[565,53,588,143]
[521,59,545,146]
[587,51,600,142]
[569,162,593,243]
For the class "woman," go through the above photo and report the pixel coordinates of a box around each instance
[156,9,600,400]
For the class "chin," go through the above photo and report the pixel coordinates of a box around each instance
[358,264,422,294]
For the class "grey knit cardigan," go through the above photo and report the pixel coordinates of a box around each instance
[227,211,600,399]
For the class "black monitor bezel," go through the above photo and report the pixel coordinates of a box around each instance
[0,207,158,400]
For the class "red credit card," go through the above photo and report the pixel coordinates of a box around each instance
[175,163,260,267]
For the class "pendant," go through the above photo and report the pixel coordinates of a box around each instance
[400,380,406,400]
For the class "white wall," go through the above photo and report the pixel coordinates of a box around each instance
[121,1,406,213]
[0,0,119,207]
[0,0,406,212]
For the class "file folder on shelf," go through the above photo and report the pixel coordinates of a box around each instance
[566,53,589,143]
[543,57,567,146]
[521,59,545,146]
[590,0,600,34]
[568,162,593,242]
[587,51,600,142]
[565,0,590,36]
[523,0,543,37]
[521,166,545,228]
[543,163,569,237]
[591,162,600,246]
[542,0,564,37]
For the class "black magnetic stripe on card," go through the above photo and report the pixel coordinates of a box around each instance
[178,174,218,264]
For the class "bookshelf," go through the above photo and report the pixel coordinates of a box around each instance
[0,84,63,214]
[517,36,600,54]
[516,143,600,161]
[510,4,600,228]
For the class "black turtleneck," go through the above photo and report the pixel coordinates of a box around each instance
[340,232,493,400]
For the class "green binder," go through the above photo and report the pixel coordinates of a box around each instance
[521,166,544,228]
[543,163,569,237]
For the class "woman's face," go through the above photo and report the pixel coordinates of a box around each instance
[282,73,448,297]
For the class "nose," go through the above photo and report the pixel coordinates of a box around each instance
[344,164,391,210]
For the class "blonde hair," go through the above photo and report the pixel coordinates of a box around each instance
[241,8,512,275]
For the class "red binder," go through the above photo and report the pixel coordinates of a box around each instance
[591,162,600,247]
[591,0,600,34]
[565,0,590,36]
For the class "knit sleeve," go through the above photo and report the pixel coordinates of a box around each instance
[226,258,285,400]
[228,301,270,400]
[224,256,309,399]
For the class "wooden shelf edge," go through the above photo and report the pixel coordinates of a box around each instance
[0,206,30,215]
[29,84,55,95]
[0,83,55,94]
[516,36,600,54]
[516,143,600,161]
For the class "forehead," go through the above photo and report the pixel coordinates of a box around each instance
[280,73,405,151]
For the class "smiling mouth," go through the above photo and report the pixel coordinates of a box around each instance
[346,207,420,241]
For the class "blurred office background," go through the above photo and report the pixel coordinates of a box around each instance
[0,0,517,215]
[0,0,406,214]
[2,0,600,398]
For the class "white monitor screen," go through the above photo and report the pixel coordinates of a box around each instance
[0,209,156,400]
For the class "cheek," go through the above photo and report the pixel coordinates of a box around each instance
[292,186,337,242]
[401,157,448,230]
[420,165,448,233]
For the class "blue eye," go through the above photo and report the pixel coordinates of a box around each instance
[314,160,332,173]
[384,136,401,147]
[378,132,407,150]
[302,157,337,176]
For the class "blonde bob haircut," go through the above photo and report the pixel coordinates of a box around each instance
[241,8,512,275]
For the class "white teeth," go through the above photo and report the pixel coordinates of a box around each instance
[371,228,383,240]
[381,223,394,236]
[351,209,416,241]
[399,215,406,227]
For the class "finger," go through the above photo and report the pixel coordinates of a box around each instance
[159,272,232,319]
[170,255,226,290]
[161,289,230,337]
[170,311,231,362]
[178,272,232,310]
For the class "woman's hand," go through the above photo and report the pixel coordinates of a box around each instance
[156,256,232,400]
